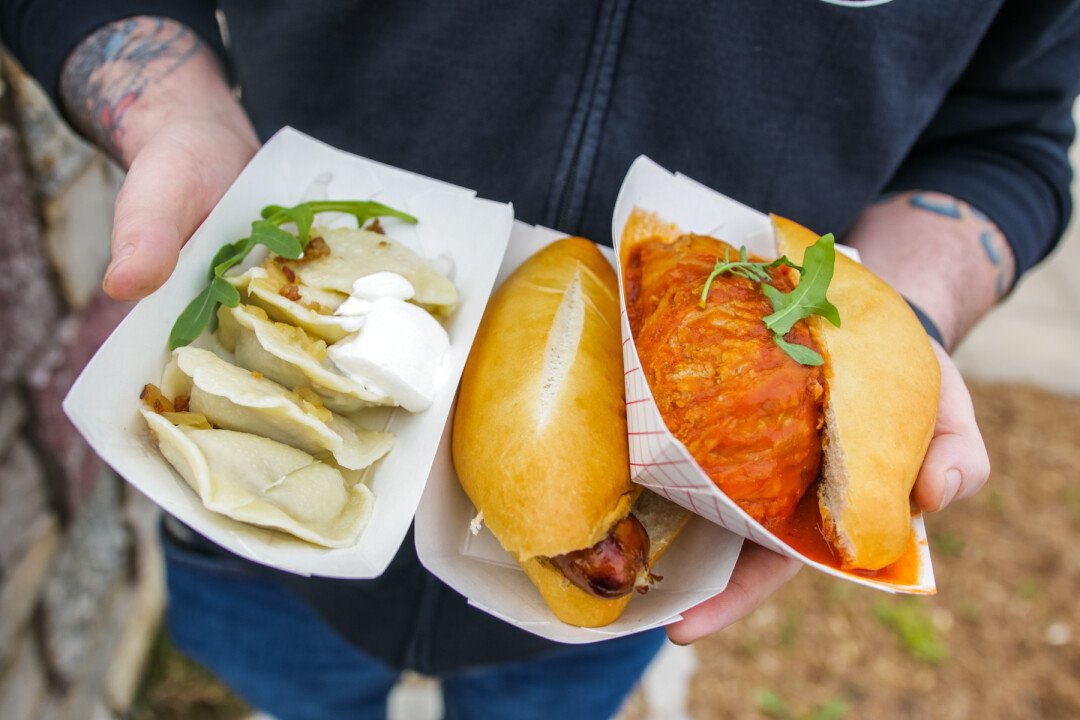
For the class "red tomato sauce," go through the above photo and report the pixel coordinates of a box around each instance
[769,479,923,587]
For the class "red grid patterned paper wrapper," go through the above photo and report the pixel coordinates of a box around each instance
[612,157,936,594]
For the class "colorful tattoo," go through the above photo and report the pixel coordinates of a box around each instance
[60,18,202,158]
[908,192,1014,297]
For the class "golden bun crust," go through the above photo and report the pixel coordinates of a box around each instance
[619,209,683,267]
[520,559,634,627]
[521,491,691,627]
[453,237,634,559]
[772,215,939,570]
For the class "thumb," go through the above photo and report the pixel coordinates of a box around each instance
[103,122,255,300]
[666,542,800,645]
[104,140,205,300]
[912,341,990,512]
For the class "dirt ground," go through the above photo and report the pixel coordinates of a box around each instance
[135,381,1080,720]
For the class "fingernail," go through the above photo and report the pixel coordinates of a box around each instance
[938,469,962,511]
[103,244,135,283]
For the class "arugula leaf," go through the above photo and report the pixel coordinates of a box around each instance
[772,332,824,366]
[168,199,415,349]
[261,201,416,239]
[761,233,841,336]
[248,220,304,259]
[168,277,238,350]
[697,233,841,366]
[699,247,803,307]
[208,239,247,279]
[277,204,315,245]
[212,274,241,307]
[317,200,417,227]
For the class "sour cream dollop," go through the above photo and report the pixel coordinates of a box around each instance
[327,273,450,412]
[326,272,417,333]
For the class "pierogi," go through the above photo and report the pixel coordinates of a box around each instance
[227,264,356,344]
[143,409,373,547]
[163,347,394,471]
[144,215,457,550]
[216,304,393,414]
[293,227,458,316]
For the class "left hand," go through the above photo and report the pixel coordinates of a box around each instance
[666,541,800,645]
[666,340,990,644]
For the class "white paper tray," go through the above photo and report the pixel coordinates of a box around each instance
[63,127,513,579]
[415,221,745,644]
[611,156,935,594]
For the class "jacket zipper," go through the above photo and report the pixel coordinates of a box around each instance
[546,0,633,233]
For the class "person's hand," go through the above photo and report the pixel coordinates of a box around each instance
[57,16,260,301]
[910,340,990,511]
[666,541,800,645]
[103,114,258,299]
[666,341,989,644]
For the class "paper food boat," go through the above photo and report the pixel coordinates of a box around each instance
[415,221,745,643]
[612,157,935,594]
[63,127,513,579]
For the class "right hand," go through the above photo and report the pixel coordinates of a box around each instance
[104,114,258,300]
[911,340,990,512]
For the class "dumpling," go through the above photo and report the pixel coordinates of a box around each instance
[287,227,458,316]
[227,264,357,344]
[216,304,393,413]
[142,409,373,547]
[165,347,394,471]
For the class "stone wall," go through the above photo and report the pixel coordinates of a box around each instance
[0,55,163,720]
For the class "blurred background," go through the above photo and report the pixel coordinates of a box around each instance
[0,49,1076,720]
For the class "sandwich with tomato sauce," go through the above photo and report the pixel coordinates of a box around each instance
[621,209,940,573]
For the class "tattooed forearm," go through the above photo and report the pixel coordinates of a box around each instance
[907,191,1015,297]
[60,17,202,158]
[847,189,1017,346]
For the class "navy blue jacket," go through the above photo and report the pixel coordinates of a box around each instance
[5,0,1080,672]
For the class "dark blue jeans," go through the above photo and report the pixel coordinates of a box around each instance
[163,529,665,720]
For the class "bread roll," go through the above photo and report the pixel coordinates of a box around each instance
[520,490,690,626]
[772,215,939,569]
[453,237,689,626]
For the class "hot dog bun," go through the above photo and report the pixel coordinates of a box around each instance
[772,215,939,569]
[453,237,690,626]
[520,490,690,627]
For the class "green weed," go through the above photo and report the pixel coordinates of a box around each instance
[1065,488,1080,529]
[874,599,948,664]
[931,531,965,557]
[955,600,981,623]
[984,490,1006,514]
[780,608,802,648]
[1015,576,1042,601]
[756,689,849,720]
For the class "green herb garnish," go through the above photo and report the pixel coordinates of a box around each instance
[699,234,841,366]
[698,246,800,304]
[168,200,417,350]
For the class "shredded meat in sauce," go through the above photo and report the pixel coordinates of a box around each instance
[626,234,825,525]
